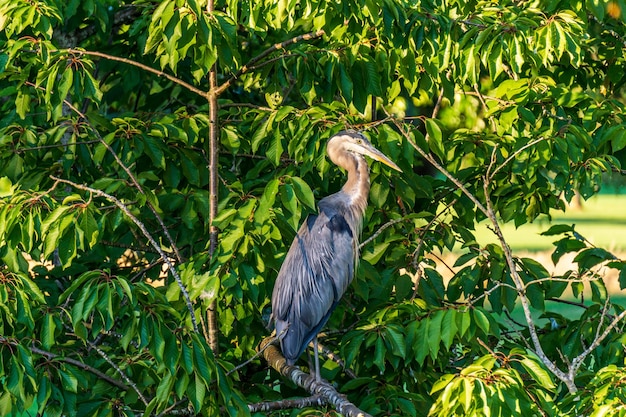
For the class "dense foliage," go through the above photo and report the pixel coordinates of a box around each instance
[1,0,626,415]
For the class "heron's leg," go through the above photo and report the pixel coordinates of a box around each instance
[313,336,321,382]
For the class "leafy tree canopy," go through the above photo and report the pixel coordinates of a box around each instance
[1,0,626,415]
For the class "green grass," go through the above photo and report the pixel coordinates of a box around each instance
[473,194,626,253]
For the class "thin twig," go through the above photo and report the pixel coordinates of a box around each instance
[488,136,549,180]
[224,336,278,377]
[85,338,149,406]
[215,29,325,96]
[56,95,184,264]
[359,218,404,249]
[13,139,101,153]
[65,49,207,98]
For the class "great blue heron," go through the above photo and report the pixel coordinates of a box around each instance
[271,129,401,381]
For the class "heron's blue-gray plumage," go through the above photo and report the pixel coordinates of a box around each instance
[271,130,401,372]
[272,195,358,363]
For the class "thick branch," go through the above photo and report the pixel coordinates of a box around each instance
[206,0,220,355]
[249,395,325,413]
[260,337,371,417]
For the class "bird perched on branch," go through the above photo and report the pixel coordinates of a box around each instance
[271,129,402,381]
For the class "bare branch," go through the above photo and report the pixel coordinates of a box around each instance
[0,336,129,391]
[64,49,208,99]
[54,93,184,264]
[359,218,404,249]
[387,114,490,218]
[481,179,575,393]
[49,176,199,333]
[570,308,626,378]
[215,29,325,96]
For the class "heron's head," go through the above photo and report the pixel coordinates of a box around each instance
[328,130,402,172]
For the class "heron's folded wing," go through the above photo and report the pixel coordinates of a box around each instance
[271,210,354,361]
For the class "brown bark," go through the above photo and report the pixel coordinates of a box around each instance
[206,0,220,355]
[259,337,372,417]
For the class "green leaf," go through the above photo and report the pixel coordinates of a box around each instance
[290,176,315,210]
[440,310,457,350]
[15,86,30,119]
[590,279,607,304]
[373,335,385,373]
[362,241,390,264]
[0,392,12,416]
[425,119,444,161]
[142,135,166,168]
[472,308,490,334]
[254,178,279,226]
[518,356,555,390]
[341,377,375,391]
[385,325,406,359]
[339,64,353,103]
[58,367,78,393]
[57,67,73,102]
[574,248,615,270]
[0,177,13,197]
[541,224,575,236]
[192,337,213,385]
[155,371,174,404]
[619,266,626,290]
[427,310,444,360]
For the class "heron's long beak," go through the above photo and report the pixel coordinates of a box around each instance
[362,145,403,172]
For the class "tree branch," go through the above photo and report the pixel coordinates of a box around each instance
[249,395,326,413]
[64,49,208,99]
[481,179,575,392]
[259,337,372,417]
[359,218,404,249]
[214,29,325,96]
[206,0,220,355]
[0,336,129,391]
[84,335,149,406]
[49,176,199,333]
[54,91,183,264]
[387,114,490,218]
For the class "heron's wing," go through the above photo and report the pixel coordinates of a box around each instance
[271,209,355,363]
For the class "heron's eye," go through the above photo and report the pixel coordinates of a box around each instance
[356,139,362,145]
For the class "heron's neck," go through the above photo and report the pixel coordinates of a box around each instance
[341,154,370,217]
